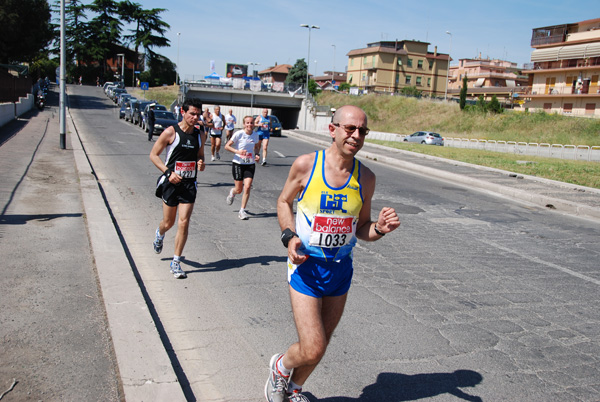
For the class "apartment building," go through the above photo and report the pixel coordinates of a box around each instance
[521,18,600,117]
[447,56,529,104]
[346,40,450,96]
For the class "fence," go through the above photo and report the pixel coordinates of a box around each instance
[444,138,600,162]
[366,131,600,162]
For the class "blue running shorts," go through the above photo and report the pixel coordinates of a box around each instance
[288,256,354,298]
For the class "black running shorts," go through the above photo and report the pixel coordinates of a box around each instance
[232,162,255,181]
[162,180,197,206]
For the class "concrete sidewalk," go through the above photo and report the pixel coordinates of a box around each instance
[1,95,598,401]
[0,93,185,401]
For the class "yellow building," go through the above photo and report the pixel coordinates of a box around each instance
[346,40,450,96]
[521,18,600,117]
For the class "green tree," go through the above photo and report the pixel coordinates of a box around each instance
[308,79,320,96]
[488,94,503,114]
[86,0,123,76]
[400,85,422,97]
[286,58,308,90]
[144,53,175,86]
[0,0,53,64]
[338,82,350,92]
[459,75,468,110]
[120,1,170,82]
[476,95,487,112]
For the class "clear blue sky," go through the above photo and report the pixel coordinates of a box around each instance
[80,0,598,80]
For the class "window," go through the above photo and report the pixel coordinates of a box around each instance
[396,74,400,84]
[405,75,411,84]
[398,59,403,66]
[585,103,596,115]
[416,76,422,86]
[407,58,413,68]
[427,77,431,87]
[563,103,573,114]
[543,103,552,112]
[364,56,368,64]
[417,60,423,69]
[348,74,353,84]
[429,60,433,69]
[350,59,354,67]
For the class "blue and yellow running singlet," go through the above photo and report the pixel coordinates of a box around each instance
[295,150,364,262]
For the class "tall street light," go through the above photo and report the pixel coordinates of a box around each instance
[248,62,260,78]
[331,44,336,86]
[176,32,181,85]
[444,31,452,101]
[300,24,319,130]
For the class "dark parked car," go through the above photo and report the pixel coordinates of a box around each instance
[147,111,178,136]
[252,114,282,137]
[403,131,444,146]
[132,100,156,126]
[141,103,167,131]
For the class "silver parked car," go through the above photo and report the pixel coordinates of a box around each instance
[403,131,444,146]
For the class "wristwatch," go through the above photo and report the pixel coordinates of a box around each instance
[281,228,298,248]
[164,169,172,178]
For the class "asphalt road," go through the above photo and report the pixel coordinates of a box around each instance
[69,85,600,401]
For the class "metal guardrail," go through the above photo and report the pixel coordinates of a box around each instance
[367,131,600,162]
[444,137,600,162]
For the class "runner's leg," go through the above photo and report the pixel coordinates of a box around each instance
[282,287,348,387]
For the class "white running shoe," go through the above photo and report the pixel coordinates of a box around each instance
[238,209,249,220]
[211,155,215,161]
[170,260,187,279]
[261,159,267,166]
[226,190,235,205]
[264,353,288,402]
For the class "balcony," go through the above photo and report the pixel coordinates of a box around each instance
[523,85,600,96]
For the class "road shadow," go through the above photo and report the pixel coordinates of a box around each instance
[163,255,287,274]
[307,370,483,402]
[0,213,83,225]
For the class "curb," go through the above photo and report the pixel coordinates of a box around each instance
[69,109,187,401]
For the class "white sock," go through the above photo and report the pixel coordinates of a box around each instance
[288,380,302,393]
[276,355,291,377]
[173,255,181,262]
[155,228,164,239]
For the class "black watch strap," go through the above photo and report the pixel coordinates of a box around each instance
[281,228,298,248]
[164,169,172,178]
[374,224,386,236]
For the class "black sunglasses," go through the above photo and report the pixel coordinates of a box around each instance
[332,123,370,136]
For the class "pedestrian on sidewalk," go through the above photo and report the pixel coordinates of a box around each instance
[149,98,206,279]
[265,105,401,401]
[224,116,260,220]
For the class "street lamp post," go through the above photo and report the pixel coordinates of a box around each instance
[117,53,125,87]
[248,62,260,78]
[300,24,319,130]
[332,44,336,86]
[176,32,180,85]
[444,31,452,101]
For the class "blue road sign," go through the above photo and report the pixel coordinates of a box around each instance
[140,82,149,90]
